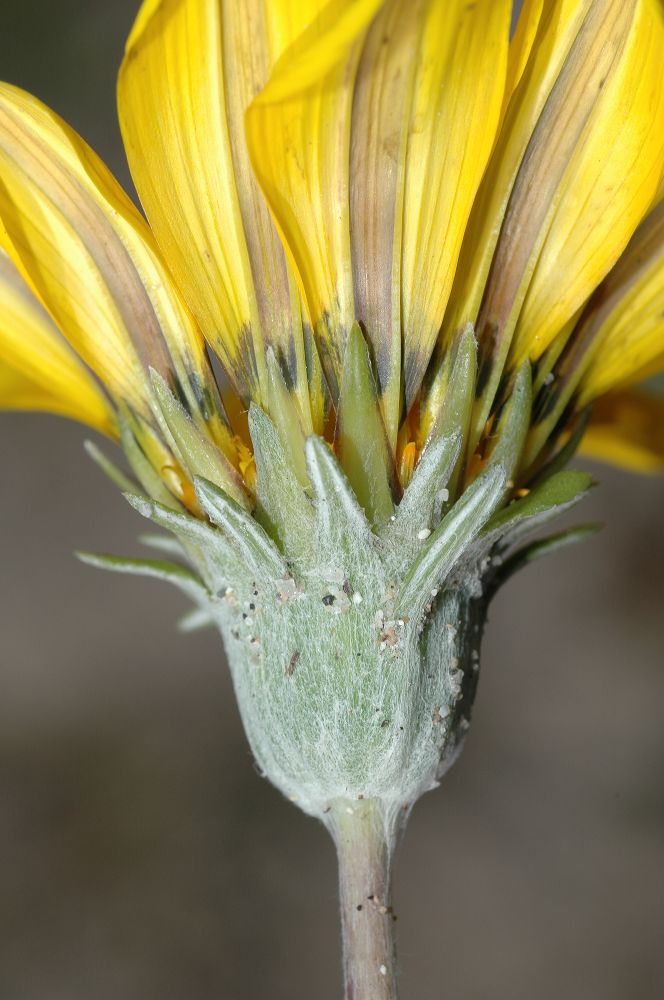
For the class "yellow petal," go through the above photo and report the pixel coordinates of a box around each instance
[502,0,544,119]
[0,363,86,421]
[655,170,664,207]
[0,249,114,432]
[254,0,380,101]
[119,0,263,401]
[445,1,664,453]
[512,0,664,364]
[577,201,664,404]
[121,0,328,429]
[0,362,113,431]
[246,0,383,400]
[399,0,511,408]
[580,390,664,473]
[446,0,595,345]
[0,82,228,452]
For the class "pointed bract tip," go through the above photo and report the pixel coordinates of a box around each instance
[122,492,155,518]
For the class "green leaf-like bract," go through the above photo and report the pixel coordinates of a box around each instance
[194,476,287,579]
[76,551,210,606]
[250,405,315,566]
[337,322,395,530]
[395,463,506,617]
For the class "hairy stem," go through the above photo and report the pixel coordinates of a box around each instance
[330,799,399,1000]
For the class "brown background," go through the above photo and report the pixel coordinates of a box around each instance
[1,3,663,998]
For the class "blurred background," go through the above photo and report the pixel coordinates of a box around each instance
[1,3,663,998]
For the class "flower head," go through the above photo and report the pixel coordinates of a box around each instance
[5,8,664,980]
[1,0,664,517]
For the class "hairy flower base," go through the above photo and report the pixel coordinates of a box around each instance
[81,389,594,820]
[215,542,486,818]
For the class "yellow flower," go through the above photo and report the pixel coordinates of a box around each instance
[2,0,664,518]
[6,11,664,984]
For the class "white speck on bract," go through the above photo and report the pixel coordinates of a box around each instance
[277,577,297,602]
[323,565,345,584]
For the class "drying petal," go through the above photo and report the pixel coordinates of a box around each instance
[350,0,422,447]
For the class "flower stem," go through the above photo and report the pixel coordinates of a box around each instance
[329,799,399,1000]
